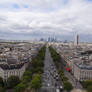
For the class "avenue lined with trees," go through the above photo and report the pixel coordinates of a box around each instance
[14,45,46,92]
[49,46,73,92]
[0,46,46,92]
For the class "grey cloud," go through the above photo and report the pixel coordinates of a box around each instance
[0,0,92,41]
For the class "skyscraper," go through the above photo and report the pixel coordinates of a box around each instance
[74,34,79,46]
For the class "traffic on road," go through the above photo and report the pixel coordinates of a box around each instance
[39,47,63,92]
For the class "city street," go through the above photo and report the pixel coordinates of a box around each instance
[39,47,62,92]
[64,71,82,89]
[58,56,82,89]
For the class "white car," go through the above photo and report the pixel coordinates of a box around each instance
[56,89,60,92]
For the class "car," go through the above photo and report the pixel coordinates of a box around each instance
[56,76,59,81]
[54,74,56,79]
[59,86,63,92]
[47,83,50,87]
[51,66,54,69]
[56,74,59,77]
[56,88,60,92]
[54,69,56,73]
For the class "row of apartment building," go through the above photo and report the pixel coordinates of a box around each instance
[52,42,92,81]
[0,42,44,81]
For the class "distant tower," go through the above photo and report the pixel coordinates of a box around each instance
[74,34,79,46]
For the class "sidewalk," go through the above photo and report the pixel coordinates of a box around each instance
[58,56,83,89]
[64,71,83,89]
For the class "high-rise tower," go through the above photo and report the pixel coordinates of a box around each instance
[74,34,79,46]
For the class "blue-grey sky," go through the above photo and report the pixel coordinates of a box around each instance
[0,0,92,41]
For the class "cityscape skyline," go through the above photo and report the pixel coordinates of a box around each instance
[1,33,92,43]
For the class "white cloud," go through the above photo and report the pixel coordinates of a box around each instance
[0,0,92,40]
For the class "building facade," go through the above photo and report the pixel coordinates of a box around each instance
[74,62,92,81]
[0,62,28,81]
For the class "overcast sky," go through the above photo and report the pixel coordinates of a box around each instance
[0,0,92,41]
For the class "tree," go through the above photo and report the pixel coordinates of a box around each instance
[30,74,42,90]
[31,89,36,92]
[7,76,20,88]
[58,69,64,74]
[0,87,5,92]
[14,83,27,92]
[23,71,32,79]
[22,76,31,84]
[87,85,92,92]
[62,75,68,82]
[32,59,44,68]
[82,80,92,88]
[0,77,4,87]
[33,67,44,74]
[55,62,59,68]
[63,81,73,91]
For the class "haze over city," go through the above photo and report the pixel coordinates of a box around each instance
[0,0,92,42]
[1,1,92,92]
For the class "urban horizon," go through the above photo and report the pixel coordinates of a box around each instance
[0,34,92,43]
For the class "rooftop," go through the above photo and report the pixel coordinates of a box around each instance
[75,61,92,70]
[0,63,24,70]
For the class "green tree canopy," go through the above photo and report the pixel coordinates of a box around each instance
[63,81,73,91]
[62,75,68,82]
[30,74,42,90]
[0,87,5,92]
[82,80,92,88]
[22,76,31,84]
[7,76,20,88]
[14,83,27,92]
[87,85,92,92]
[0,77,4,87]
[23,71,32,78]
[58,69,64,74]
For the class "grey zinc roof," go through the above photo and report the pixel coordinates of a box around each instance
[0,63,24,70]
[75,62,92,70]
